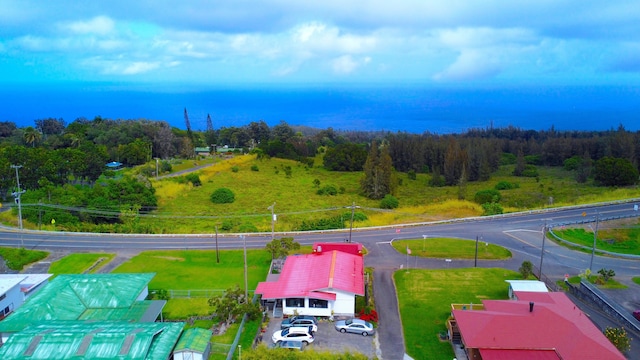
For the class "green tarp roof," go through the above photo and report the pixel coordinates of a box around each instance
[174,328,213,353]
[0,321,184,360]
[0,273,156,333]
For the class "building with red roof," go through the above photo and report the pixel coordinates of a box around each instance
[449,291,625,360]
[255,248,364,318]
[312,242,363,256]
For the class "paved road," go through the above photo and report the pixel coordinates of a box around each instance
[3,201,640,359]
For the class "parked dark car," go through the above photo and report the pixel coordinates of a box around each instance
[633,310,640,321]
[280,315,318,332]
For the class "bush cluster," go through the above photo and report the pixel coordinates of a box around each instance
[210,188,235,204]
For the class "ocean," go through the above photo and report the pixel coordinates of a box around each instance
[2,84,639,134]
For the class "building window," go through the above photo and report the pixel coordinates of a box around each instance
[0,293,5,301]
[285,298,305,307]
[309,299,328,308]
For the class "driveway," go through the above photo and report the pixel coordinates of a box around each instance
[263,317,378,358]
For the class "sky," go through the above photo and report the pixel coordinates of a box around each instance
[1,1,639,130]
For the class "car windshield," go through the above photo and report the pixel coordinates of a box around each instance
[345,319,353,325]
[281,328,289,336]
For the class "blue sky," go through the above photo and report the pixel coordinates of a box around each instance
[2,1,639,87]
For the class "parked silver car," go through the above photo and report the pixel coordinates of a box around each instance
[334,318,375,336]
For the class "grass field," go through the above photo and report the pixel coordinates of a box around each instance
[112,249,272,291]
[0,247,48,271]
[48,253,115,276]
[392,238,512,260]
[395,268,521,360]
[552,221,640,255]
[126,154,640,234]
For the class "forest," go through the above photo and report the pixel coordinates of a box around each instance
[0,116,638,233]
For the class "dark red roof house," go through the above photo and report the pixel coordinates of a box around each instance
[449,291,625,360]
[312,242,363,256]
[255,250,364,318]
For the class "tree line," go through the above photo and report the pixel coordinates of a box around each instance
[1,116,638,230]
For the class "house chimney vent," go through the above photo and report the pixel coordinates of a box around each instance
[529,302,534,312]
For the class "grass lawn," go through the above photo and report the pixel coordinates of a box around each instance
[392,238,512,260]
[48,253,115,276]
[112,249,272,291]
[395,268,521,360]
[552,223,640,255]
[0,247,48,271]
[634,277,640,286]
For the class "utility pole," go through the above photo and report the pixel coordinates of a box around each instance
[215,226,219,263]
[267,203,276,241]
[538,223,548,279]
[11,165,25,231]
[242,235,248,301]
[346,202,360,243]
[474,235,479,267]
[589,212,599,271]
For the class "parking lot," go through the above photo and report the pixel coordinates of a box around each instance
[264,317,378,358]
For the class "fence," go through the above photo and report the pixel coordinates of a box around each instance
[153,289,255,298]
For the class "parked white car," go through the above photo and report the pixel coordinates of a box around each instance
[272,326,315,345]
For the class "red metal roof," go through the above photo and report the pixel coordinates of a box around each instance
[255,250,364,300]
[312,242,363,256]
[480,348,561,360]
[453,292,625,360]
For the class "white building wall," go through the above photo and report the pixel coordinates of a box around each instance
[332,290,356,316]
[0,284,22,318]
[137,286,149,301]
[173,351,203,360]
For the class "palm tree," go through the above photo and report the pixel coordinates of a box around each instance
[23,126,42,147]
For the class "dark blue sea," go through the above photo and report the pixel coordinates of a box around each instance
[2,84,639,133]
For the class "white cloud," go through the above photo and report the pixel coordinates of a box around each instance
[63,16,115,35]
[332,55,358,74]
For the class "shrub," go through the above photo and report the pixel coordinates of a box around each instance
[250,165,259,172]
[474,189,501,204]
[519,260,534,279]
[317,185,338,196]
[482,202,504,215]
[231,166,239,173]
[185,173,201,186]
[522,164,539,177]
[380,194,399,209]
[407,170,416,180]
[495,181,518,190]
[604,327,631,352]
[210,188,235,204]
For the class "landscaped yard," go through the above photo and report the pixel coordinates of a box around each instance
[395,267,521,360]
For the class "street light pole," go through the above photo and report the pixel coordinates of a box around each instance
[11,165,25,231]
[242,235,248,301]
[539,224,548,279]
[346,202,359,243]
[589,212,599,271]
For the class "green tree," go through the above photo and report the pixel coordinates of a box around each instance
[23,126,42,147]
[519,260,534,279]
[360,141,395,200]
[594,157,638,187]
[265,237,300,259]
[474,189,502,205]
[597,268,616,282]
[380,194,399,209]
[604,326,631,353]
[208,285,261,325]
[323,143,367,171]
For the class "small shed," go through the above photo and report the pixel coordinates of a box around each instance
[173,328,212,360]
[506,280,548,300]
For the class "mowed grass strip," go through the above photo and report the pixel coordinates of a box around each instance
[395,268,520,360]
[48,253,115,276]
[111,249,271,291]
[553,225,640,255]
[393,238,512,259]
